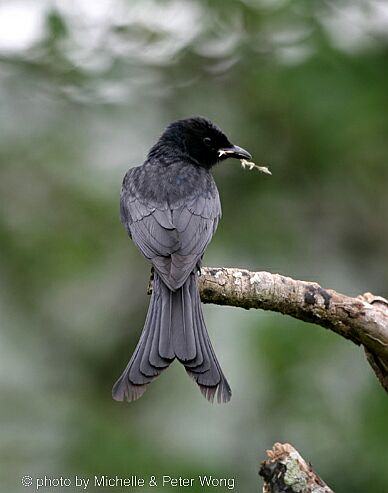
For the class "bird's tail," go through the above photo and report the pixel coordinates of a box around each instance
[112,272,231,403]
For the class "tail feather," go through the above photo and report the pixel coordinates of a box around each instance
[184,275,231,403]
[149,295,169,369]
[183,276,211,372]
[158,284,174,359]
[139,290,160,377]
[183,309,206,370]
[172,280,196,361]
[112,271,231,403]
[131,290,160,381]
[112,283,169,401]
[112,380,147,402]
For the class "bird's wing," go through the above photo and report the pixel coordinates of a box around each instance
[120,186,179,260]
[121,169,221,291]
[160,192,221,289]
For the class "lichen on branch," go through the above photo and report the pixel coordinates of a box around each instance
[198,267,388,393]
[259,442,334,493]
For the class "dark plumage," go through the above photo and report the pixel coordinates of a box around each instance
[112,116,251,403]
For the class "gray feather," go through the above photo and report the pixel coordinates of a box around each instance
[115,163,230,403]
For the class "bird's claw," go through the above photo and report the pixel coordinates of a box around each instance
[147,267,154,295]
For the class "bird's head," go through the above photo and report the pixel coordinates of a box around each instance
[156,116,251,168]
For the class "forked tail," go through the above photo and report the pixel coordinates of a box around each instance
[112,272,231,403]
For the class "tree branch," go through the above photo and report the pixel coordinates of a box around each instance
[259,442,334,493]
[198,267,388,393]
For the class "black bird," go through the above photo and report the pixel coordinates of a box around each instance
[112,116,251,403]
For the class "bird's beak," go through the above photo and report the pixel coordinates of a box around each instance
[218,144,252,160]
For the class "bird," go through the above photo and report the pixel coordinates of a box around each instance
[112,116,252,404]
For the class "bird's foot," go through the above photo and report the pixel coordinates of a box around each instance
[147,267,154,295]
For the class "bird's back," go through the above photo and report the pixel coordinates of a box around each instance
[122,158,219,209]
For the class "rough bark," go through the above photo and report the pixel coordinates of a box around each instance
[198,267,388,393]
[259,443,334,493]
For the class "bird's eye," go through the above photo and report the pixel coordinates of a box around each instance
[203,137,212,146]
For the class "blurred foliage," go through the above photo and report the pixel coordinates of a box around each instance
[1,0,388,492]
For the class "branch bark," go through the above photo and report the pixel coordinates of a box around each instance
[259,442,334,493]
[198,267,388,393]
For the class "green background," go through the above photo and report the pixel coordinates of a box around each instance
[1,0,387,491]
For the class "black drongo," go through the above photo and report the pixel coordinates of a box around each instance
[112,116,251,403]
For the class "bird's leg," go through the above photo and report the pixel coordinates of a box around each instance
[147,267,155,295]
[196,258,203,276]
